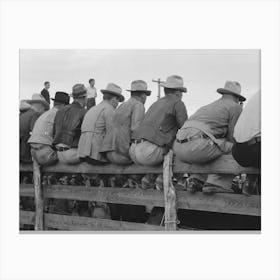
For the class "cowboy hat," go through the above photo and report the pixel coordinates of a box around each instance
[217,81,246,102]
[126,80,151,96]
[160,75,187,92]
[27,94,50,110]
[101,83,125,102]
[71,84,87,98]
[20,100,31,112]
[51,91,70,105]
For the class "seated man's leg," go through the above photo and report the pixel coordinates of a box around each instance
[106,151,132,165]
[57,148,80,164]
[31,144,58,166]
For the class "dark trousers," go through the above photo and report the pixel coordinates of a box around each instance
[232,141,261,169]
[87,98,96,110]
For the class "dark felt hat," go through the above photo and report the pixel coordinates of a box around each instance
[51,91,70,104]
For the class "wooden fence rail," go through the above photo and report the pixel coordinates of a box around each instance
[19,153,261,231]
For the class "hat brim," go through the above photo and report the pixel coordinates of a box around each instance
[101,90,125,102]
[217,88,246,102]
[27,99,50,110]
[70,92,87,98]
[160,83,187,93]
[126,90,151,96]
[51,98,69,105]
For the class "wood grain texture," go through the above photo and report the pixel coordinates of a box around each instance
[20,154,260,175]
[163,150,177,230]
[20,184,261,216]
[20,211,164,231]
[33,159,44,230]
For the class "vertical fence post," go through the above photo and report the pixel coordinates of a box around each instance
[163,150,177,230]
[33,158,44,230]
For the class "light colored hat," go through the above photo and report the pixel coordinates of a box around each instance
[71,84,87,98]
[27,94,50,110]
[126,80,151,96]
[160,75,187,92]
[20,100,31,112]
[217,81,246,102]
[101,83,125,102]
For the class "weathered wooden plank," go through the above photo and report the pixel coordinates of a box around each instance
[20,155,260,175]
[20,211,164,231]
[20,162,163,174]
[33,159,44,230]
[163,150,177,230]
[20,184,261,216]
[176,191,261,216]
[173,154,260,174]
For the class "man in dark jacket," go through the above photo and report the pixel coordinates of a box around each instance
[20,94,50,163]
[129,75,188,166]
[53,84,87,164]
[41,81,50,104]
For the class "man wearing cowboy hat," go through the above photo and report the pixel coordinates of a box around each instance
[78,83,125,164]
[20,93,50,163]
[100,80,151,165]
[129,75,188,166]
[174,80,245,194]
[53,84,87,164]
[28,91,70,166]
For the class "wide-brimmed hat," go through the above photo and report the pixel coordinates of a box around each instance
[71,84,87,98]
[20,100,31,112]
[126,80,151,96]
[160,75,187,92]
[51,91,70,105]
[101,83,125,102]
[27,93,50,110]
[217,81,246,102]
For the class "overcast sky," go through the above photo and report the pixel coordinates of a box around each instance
[20,49,260,115]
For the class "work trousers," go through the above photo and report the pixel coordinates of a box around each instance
[30,143,58,166]
[57,148,80,164]
[106,151,132,165]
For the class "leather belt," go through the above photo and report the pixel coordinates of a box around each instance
[131,139,147,144]
[176,133,209,144]
[246,136,261,146]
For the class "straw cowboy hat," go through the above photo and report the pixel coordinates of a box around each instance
[20,100,31,112]
[27,93,50,110]
[51,91,70,105]
[160,75,187,92]
[71,84,88,98]
[101,83,125,102]
[217,81,246,102]
[126,80,151,96]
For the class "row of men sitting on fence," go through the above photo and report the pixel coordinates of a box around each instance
[20,75,261,195]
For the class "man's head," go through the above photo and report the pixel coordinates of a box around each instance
[164,88,183,100]
[127,80,151,105]
[160,75,187,99]
[44,81,50,90]
[101,83,125,108]
[71,84,88,108]
[27,93,50,114]
[51,91,70,109]
[103,92,121,109]
[217,81,246,103]
[89,78,95,87]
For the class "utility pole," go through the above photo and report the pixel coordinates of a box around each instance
[152,78,162,100]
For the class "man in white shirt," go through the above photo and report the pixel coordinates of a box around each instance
[232,90,261,168]
[86,78,97,109]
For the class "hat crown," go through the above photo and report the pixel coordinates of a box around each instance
[53,91,70,104]
[223,81,241,94]
[104,83,122,94]
[31,93,46,102]
[72,84,87,94]
[165,75,184,88]
[130,80,148,91]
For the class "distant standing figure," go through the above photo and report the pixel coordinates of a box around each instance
[86,78,97,109]
[20,94,50,163]
[41,81,50,104]
[232,90,261,168]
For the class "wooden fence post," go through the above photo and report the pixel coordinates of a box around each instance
[33,158,44,230]
[163,150,177,231]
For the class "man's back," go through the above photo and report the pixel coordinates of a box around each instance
[134,94,188,147]
[189,98,242,141]
[53,102,86,148]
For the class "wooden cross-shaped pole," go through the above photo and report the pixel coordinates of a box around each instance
[152,78,162,100]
